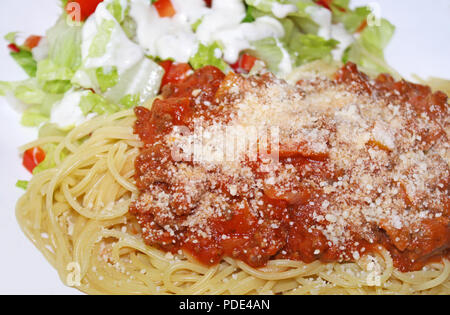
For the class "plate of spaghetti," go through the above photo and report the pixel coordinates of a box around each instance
[0,0,449,295]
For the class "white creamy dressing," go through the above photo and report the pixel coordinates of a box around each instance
[211,16,285,63]
[195,0,247,62]
[331,23,355,60]
[129,0,199,62]
[31,37,49,62]
[271,2,297,19]
[305,5,333,39]
[129,0,286,66]
[50,90,93,128]
[171,0,209,24]
[305,5,354,60]
[276,38,293,75]
[81,2,143,74]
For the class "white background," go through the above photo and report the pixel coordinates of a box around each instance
[0,0,449,295]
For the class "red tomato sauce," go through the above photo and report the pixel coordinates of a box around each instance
[131,64,449,272]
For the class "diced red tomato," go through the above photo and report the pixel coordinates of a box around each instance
[23,35,42,50]
[153,0,176,18]
[316,0,346,12]
[231,54,259,73]
[356,20,368,33]
[204,0,212,8]
[65,0,104,22]
[240,54,258,72]
[316,0,332,10]
[22,147,46,173]
[160,61,192,87]
[7,43,20,53]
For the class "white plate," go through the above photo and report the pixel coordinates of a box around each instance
[0,0,449,295]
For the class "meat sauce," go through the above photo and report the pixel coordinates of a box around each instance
[131,64,449,272]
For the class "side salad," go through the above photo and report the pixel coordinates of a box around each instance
[1,0,395,179]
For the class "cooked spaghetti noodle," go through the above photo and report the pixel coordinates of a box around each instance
[16,88,450,295]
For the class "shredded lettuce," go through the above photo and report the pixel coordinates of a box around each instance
[41,80,72,94]
[4,33,38,77]
[46,17,82,72]
[103,58,164,106]
[79,91,120,115]
[0,79,63,124]
[96,66,119,92]
[21,108,49,127]
[38,123,68,138]
[334,6,371,33]
[325,0,370,33]
[107,0,129,24]
[79,89,140,116]
[33,17,83,95]
[120,93,141,109]
[36,59,74,94]
[12,81,46,105]
[21,92,62,127]
[244,0,318,31]
[289,33,338,66]
[190,43,229,72]
[2,16,83,126]
[10,50,37,77]
[4,32,17,43]
[0,81,9,96]
[245,0,283,13]
[243,0,341,73]
[89,19,116,58]
[32,143,66,174]
[242,6,256,23]
[245,0,312,18]
[344,18,396,76]
[80,2,143,75]
[2,0,398,137]
[122,15,137,39]
[16,180,29,190]
[289,1,320,35]
[36,59,74,83]
[249,38,286,73]
[73,0,144,95]
[279,17,296,42]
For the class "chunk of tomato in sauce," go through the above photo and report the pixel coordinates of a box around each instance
[160,61,192,88]
[231,54,259,74]
[151,97,193,126]
[134,97,192,144]
[163,65,225,101]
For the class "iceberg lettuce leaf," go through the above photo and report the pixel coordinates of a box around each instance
[190,42,229,72]
[96,66,119,92]
[46,16,82,71]
[289,33,338,66]
[10,50,37,77]
[344,18,396,76]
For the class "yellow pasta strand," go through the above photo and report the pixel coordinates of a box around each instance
[16,109,450,295]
